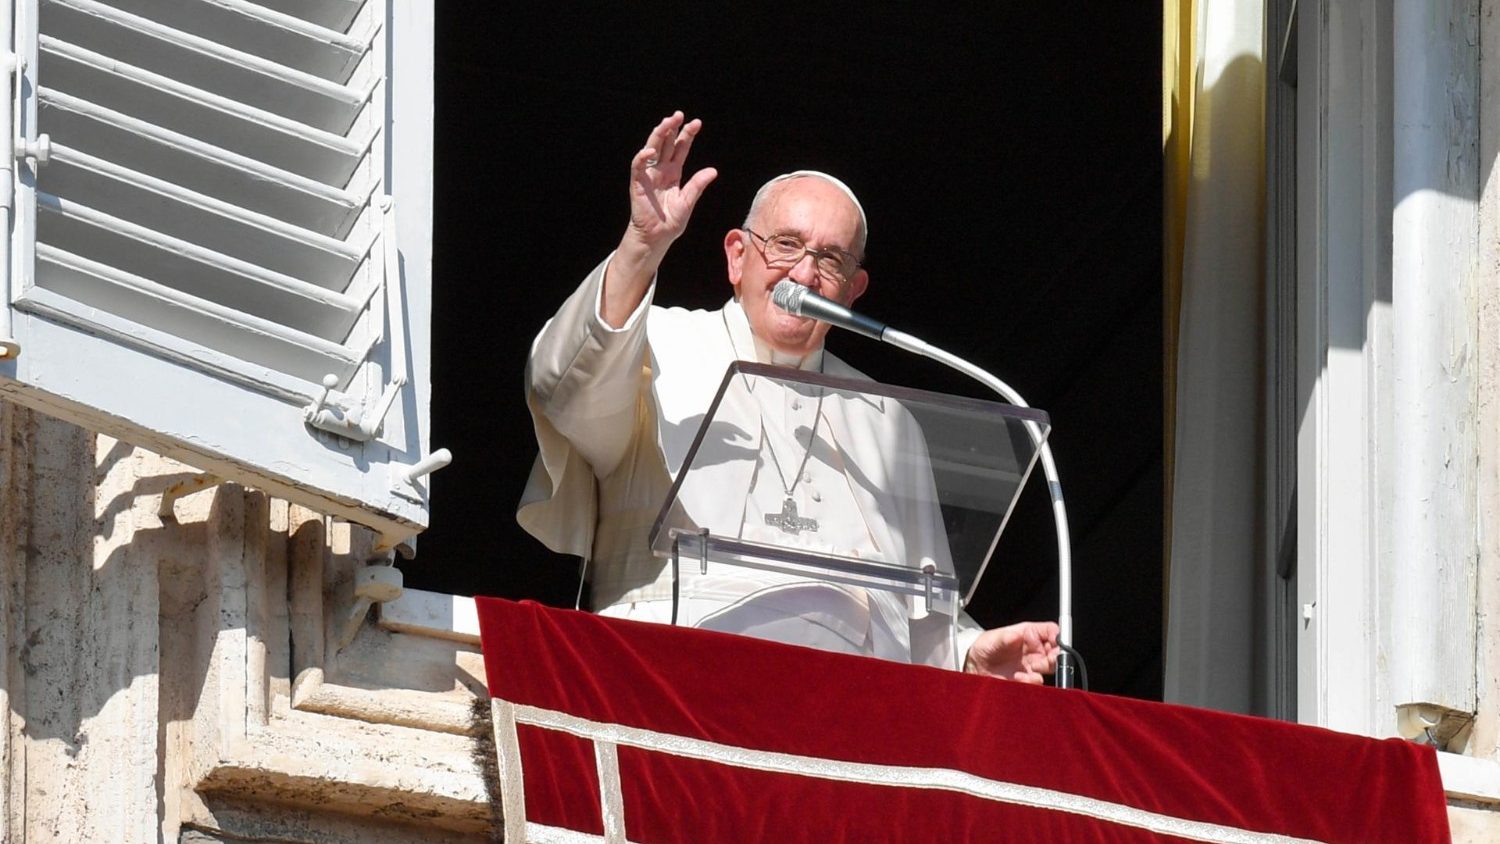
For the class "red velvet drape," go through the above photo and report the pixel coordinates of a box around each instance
[479,597,1449,843]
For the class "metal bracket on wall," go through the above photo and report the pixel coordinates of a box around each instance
[335,554,404,651]
[158,472,223,521]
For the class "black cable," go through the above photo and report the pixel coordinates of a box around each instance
[1058,643,1089,691]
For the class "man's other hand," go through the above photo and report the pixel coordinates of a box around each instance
[964,621,1061,684]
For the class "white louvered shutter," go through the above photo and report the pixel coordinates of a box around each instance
[0,0,437,545]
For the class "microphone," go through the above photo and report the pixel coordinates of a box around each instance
[771,280,887,341]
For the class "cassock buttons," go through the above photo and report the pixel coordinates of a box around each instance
[810,489,822,502]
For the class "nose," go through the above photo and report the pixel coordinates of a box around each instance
[786,253,820,286]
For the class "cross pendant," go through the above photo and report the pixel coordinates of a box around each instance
[765,497,818,535]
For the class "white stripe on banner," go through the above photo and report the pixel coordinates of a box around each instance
[489,698,528,842]
[595,740,626,843]
[505,702,1327,844]
[525,821,642,844]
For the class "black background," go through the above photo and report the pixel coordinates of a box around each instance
[413,4,1165,700]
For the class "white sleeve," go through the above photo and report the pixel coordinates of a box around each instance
[526,253,657,479]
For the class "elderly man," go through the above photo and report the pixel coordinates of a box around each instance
[520,112,1058,681]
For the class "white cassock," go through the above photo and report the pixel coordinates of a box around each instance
[519,255,984,667]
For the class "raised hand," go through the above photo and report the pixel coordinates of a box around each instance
[964,621,1061,684]
[603,111,718,327]
[625,111,719,251]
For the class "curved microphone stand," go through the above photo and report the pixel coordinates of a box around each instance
[881,328,1077,688]
[772,281,1079,688]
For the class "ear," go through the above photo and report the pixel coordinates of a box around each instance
[844,267,870,306]
[724,228,747,293]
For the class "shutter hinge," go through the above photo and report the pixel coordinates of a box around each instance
[303,372,406,442]
[14,132,47,166]
[11,54,45,167]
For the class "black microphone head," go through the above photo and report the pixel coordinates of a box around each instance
[771,279,808,314]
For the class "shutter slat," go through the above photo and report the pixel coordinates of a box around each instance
[39,90,365,238]
[252,0,365,35]
[38,193,364,339]
[39,37,369,185]
[36,244,365,386]
[16,287,348,407]
[103,0,370,83]
[48,144,366,289]
[45,0,371,134]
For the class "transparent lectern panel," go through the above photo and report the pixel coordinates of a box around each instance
[646,362,1049,666]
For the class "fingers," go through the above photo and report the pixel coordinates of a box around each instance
[644,111,684,168]
[671,117,705,167]
[1025,649,1056,676]
[1022,621,1061,655]
[657,111,683,165]
[648,111,680,151]
[631,145,659,175]
[1027,628,1059,676]
[1023,626,1042,651]
[1025,621,1060,645]
[637,111,706,171]
[630,112,714,215]
[678,166,719,211]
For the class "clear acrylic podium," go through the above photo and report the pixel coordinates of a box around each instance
[647,361,1050,669]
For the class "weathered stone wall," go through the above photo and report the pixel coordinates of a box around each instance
[0,402,494,843]
[1,399,155,840]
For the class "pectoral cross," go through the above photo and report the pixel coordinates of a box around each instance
[765,497,818,535]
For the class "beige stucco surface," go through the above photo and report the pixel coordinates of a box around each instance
[1448,803,1500,843]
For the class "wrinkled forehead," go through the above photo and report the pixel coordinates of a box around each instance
[749,171,868,253]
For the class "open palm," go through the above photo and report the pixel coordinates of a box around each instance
[626,111,718,247]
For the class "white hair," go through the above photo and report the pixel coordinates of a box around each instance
[742,170,868,258]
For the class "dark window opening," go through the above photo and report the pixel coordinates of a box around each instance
[419,6,1165,700]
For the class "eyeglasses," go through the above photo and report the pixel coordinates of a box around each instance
[744,229,860,282]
